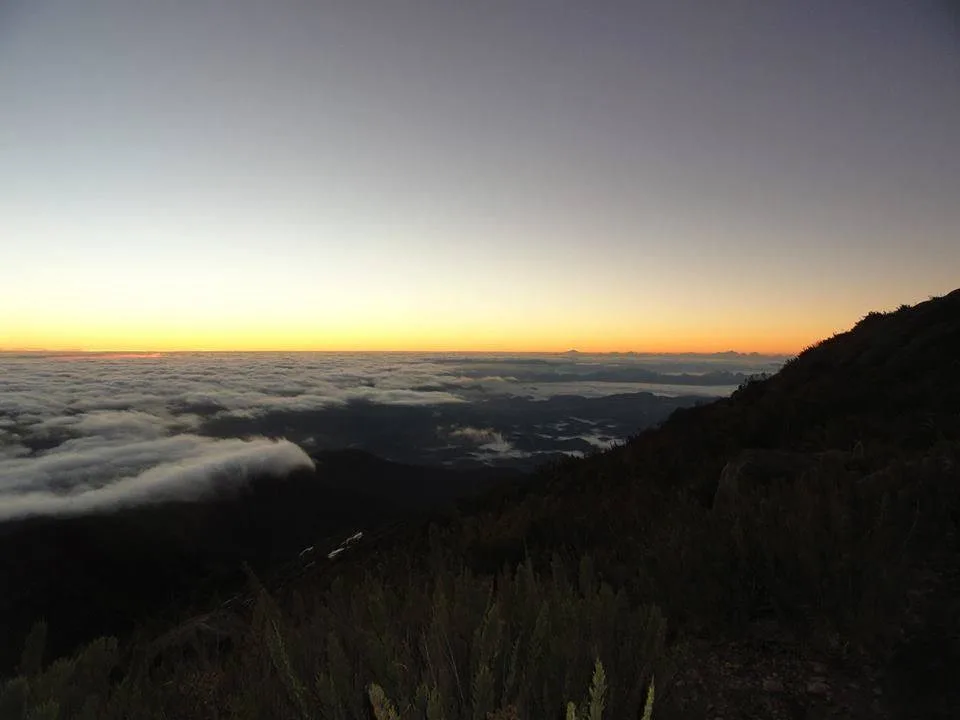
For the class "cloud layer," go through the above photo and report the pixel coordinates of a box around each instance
[0,435,312,521]
[0,351,785,520]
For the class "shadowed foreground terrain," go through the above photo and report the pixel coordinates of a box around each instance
[2,289,959,719]
[0,452,519,675]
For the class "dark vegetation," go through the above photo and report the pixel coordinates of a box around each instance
[0,452,519,675]
[2,289,959,718]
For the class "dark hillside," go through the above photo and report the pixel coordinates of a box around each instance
[0,451,518,676]
[442,291,960,645]
[3,290,959,719]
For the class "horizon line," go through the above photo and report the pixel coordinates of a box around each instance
[0,347,796,356]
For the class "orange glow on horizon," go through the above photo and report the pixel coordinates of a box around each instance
[0,324,823,356]
[1,295,855,357]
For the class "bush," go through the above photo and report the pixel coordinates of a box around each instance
[0,628,118,720]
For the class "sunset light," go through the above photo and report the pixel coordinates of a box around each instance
[2,2,957,353]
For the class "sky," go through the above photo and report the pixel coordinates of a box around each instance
[1,0,958,353]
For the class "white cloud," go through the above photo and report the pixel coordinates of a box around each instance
[449,427,530,461]
[342,386,463,407]
[449,426,502,444]
[578,433,618,449]
[0,353,474,522]
[35,410,171,440]
[0,436,313,521]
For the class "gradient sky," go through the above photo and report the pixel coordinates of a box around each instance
[1,1,958,353]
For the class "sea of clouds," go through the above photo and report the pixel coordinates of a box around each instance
[0,351,786,521]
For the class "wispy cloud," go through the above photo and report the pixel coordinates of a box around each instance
[0,435,313,521]
[448,426,504,444]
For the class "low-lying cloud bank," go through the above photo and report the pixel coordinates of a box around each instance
[0,351,786,521]
[0,434,313,522]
